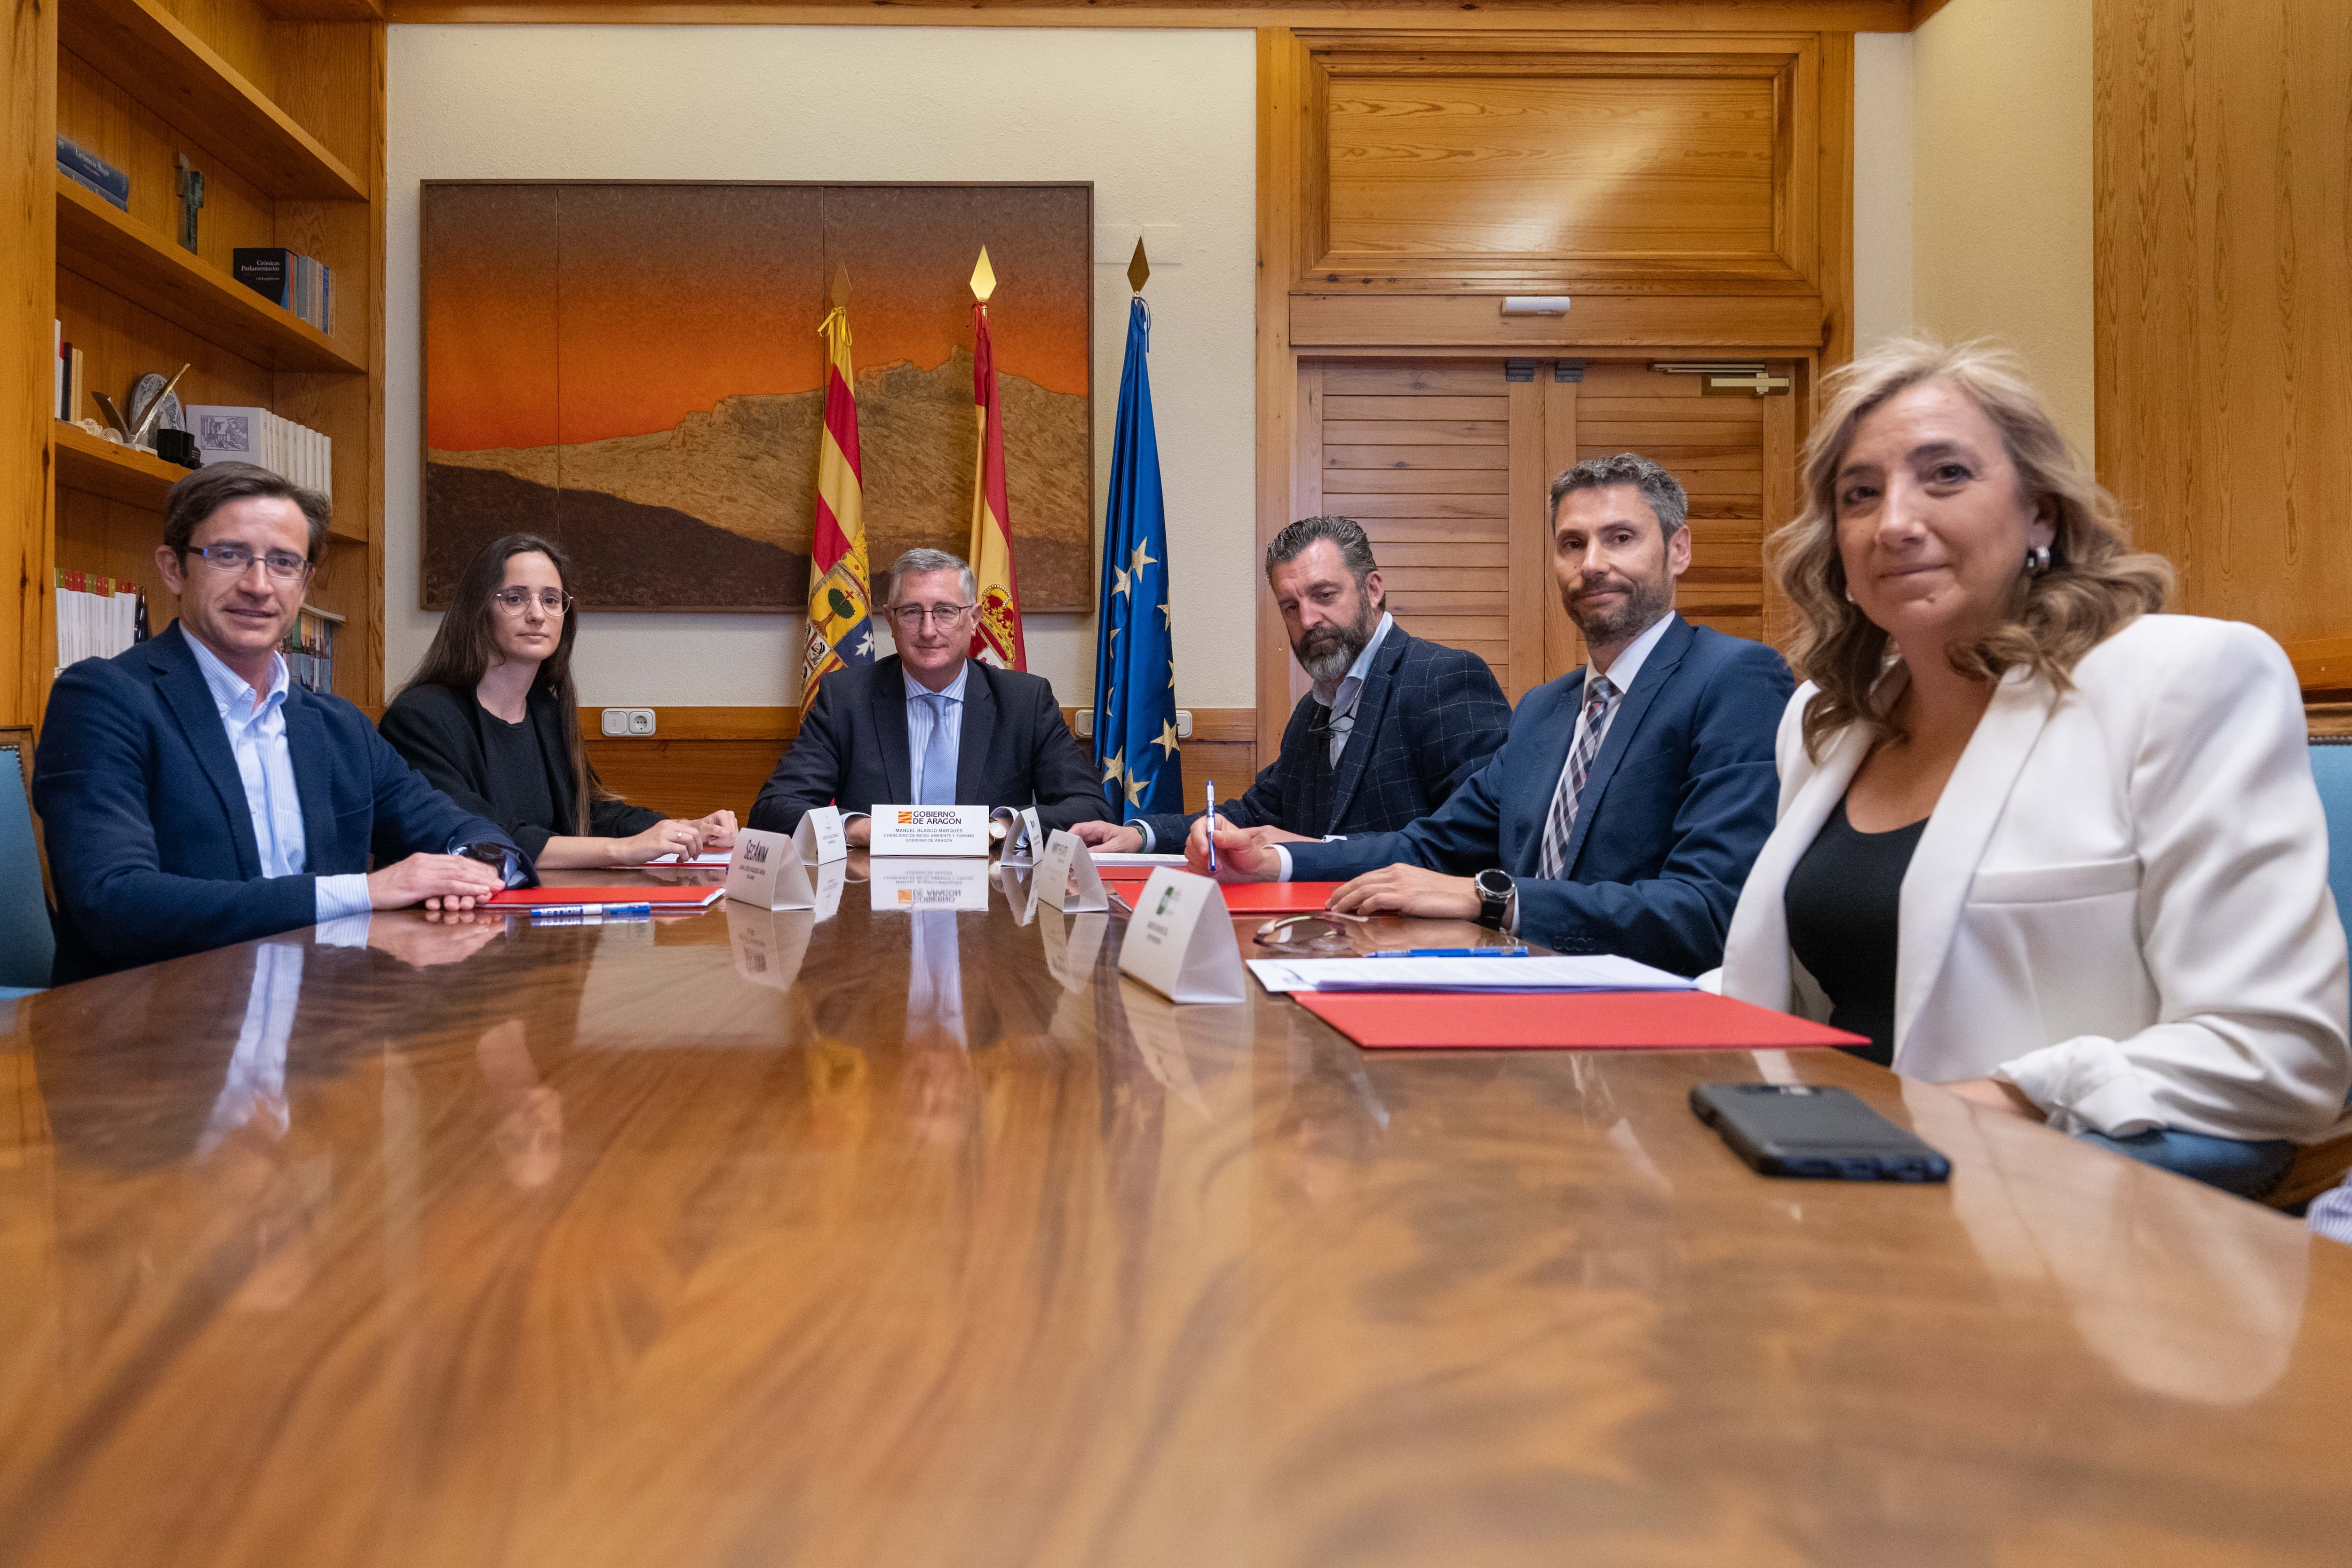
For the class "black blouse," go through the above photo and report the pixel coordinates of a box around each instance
[1783,796,1929,1067]
[378,682,665,860]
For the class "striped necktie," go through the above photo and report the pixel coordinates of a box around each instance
[1538,674,1619,879]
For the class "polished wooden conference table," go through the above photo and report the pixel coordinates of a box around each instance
[3,855,2350,1568]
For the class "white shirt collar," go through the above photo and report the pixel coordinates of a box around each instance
[1342,612,1395,688]
[903,660,971,704]
[187,632,289,718]
[1589,612,1677,698]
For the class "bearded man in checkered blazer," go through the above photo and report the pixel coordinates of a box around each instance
[1075,515,1511,859]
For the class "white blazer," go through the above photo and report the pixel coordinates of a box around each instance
[1719,615,2352,1143]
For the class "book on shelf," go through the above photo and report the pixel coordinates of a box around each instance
[54,570,148,673]
[285,602,341,695]
[65,346,84,426]
[232,248,334,334]
[56,136,129,212]
[186,405,333,500]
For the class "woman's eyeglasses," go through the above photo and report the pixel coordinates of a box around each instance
[493,589,573,615]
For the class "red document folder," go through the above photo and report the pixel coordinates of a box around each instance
[1098,876,1345,914]
[481,886,725,911]
[1293,988,1869,1051]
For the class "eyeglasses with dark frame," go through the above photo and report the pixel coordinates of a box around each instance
[492,588,574,616]
[885,603,976,629]
[187,543,313,582]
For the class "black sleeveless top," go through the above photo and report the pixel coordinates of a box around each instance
[1784,796,1930,1067]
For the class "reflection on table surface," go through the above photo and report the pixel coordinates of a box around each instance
[2,857,2349,1568]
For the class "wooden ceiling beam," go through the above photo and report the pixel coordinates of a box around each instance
[382,0,1915,28]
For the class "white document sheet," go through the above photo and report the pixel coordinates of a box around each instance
[1246,954,1695,995]
[1089,852,1188,868]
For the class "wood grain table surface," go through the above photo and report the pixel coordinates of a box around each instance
[3,856,2349,1567]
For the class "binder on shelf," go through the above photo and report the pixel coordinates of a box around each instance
[56,136,129,212]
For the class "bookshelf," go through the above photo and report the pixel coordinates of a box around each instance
[1,0,385,726]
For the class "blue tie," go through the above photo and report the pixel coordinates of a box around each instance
[918,692,957,805]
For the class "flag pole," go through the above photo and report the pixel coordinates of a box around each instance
[967,247,1026,669]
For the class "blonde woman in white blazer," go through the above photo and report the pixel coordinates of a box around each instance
[1718,340,2350,1198]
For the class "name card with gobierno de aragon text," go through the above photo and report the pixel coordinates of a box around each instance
[870,804,992,857]
[794,804,849,865]
[869,857,993,912]
[1117,867,1248,1004]
[1033,828,1109,914]
[723,828,817,911]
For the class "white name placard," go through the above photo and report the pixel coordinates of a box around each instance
[1041,909,1109,992]
[725,903,816,992]
[1033,829,1109,914]
[1001,805,1046,865]
[794,804,849,865]
[1116,867,1248,1003]
[870,804,992,857]
[723,828,816,911]
[869,858,993,912]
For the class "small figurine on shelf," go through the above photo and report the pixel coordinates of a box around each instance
[175,154,204,254]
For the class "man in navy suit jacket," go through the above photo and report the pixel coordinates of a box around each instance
[1078,516,1510,856]
[1200,454,1790,976]
[749,549,1113,840]
[35,464,524,985]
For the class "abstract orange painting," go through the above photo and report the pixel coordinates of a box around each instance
[421,182,1093,611]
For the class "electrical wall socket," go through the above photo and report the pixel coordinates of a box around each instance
[601,708,656,737]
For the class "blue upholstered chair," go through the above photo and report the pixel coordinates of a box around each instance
[2275,737,2352,1208]
[0,728,53,996]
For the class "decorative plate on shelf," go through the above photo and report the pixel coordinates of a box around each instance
[127,373,185,442]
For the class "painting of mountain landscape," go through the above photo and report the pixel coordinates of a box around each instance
[421,182,1092,611]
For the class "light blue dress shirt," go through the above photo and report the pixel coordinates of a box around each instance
[904,662,970,805]
[1322,610,1397,767]
[186,636,373,925]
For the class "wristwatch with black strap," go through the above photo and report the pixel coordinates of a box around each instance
[1474,867,1515,931]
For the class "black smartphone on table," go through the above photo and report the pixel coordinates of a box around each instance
[1691,1083,1951,1183]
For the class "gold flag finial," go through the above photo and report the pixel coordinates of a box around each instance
[1127,237,1151,294]
[830,263,851,309]
[970,246,997,304]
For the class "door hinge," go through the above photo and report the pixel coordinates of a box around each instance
[1504,360,1536,383]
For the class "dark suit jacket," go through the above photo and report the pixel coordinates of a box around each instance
[377,681,664,860]
[1136,626,1510,848]
[1286,617,1791,975]
[749,656,1114,835]
[33,623,521,985]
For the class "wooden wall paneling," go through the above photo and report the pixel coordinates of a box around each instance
[1759,375,1798,652]
[1815,29,1853,368]
[1318,361,1514,692]
[364,22,384,705]
[1503,375,1547,700]
[380,2,1916,29]
[1256,28,1311,762]
[1288,294,1830,353]
[1293,30,1823,294]
[579,707,1256,825]
[2093,0,2352,653]
[1575,362,1768,645]
[1285,360,1323,716]
[1540,368,1584,683]
[4,0,58,729]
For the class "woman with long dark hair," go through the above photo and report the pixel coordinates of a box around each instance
[380,533,736,867]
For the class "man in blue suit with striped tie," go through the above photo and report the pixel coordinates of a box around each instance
[1195,453,1791,976]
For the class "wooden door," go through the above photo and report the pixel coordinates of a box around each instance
[1545,361,1797,682]
[1291,357,1793,715]
[1296,361,1550,704]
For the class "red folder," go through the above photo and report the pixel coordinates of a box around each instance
[1097,876,1346,914]
[1293,988,1868,1051]
[481,885,724,910]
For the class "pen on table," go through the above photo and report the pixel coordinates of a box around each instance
[1204,779,1218,874]
[529,903,653,918]
[1366,946,1531,959]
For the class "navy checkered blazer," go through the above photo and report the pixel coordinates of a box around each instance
[1135,626,1510,849]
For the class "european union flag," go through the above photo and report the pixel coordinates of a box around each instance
[1093,296,1183,820]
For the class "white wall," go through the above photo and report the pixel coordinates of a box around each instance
[386,25,1257,709]
[1851,32,1915,354]
[1909,0,2096,463]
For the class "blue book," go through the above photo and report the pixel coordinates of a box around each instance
[55,136,128,209]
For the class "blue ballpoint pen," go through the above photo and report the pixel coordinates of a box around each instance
[529,902,653,918]
[1203,780,1218,874]
[1367,946,1531,959]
